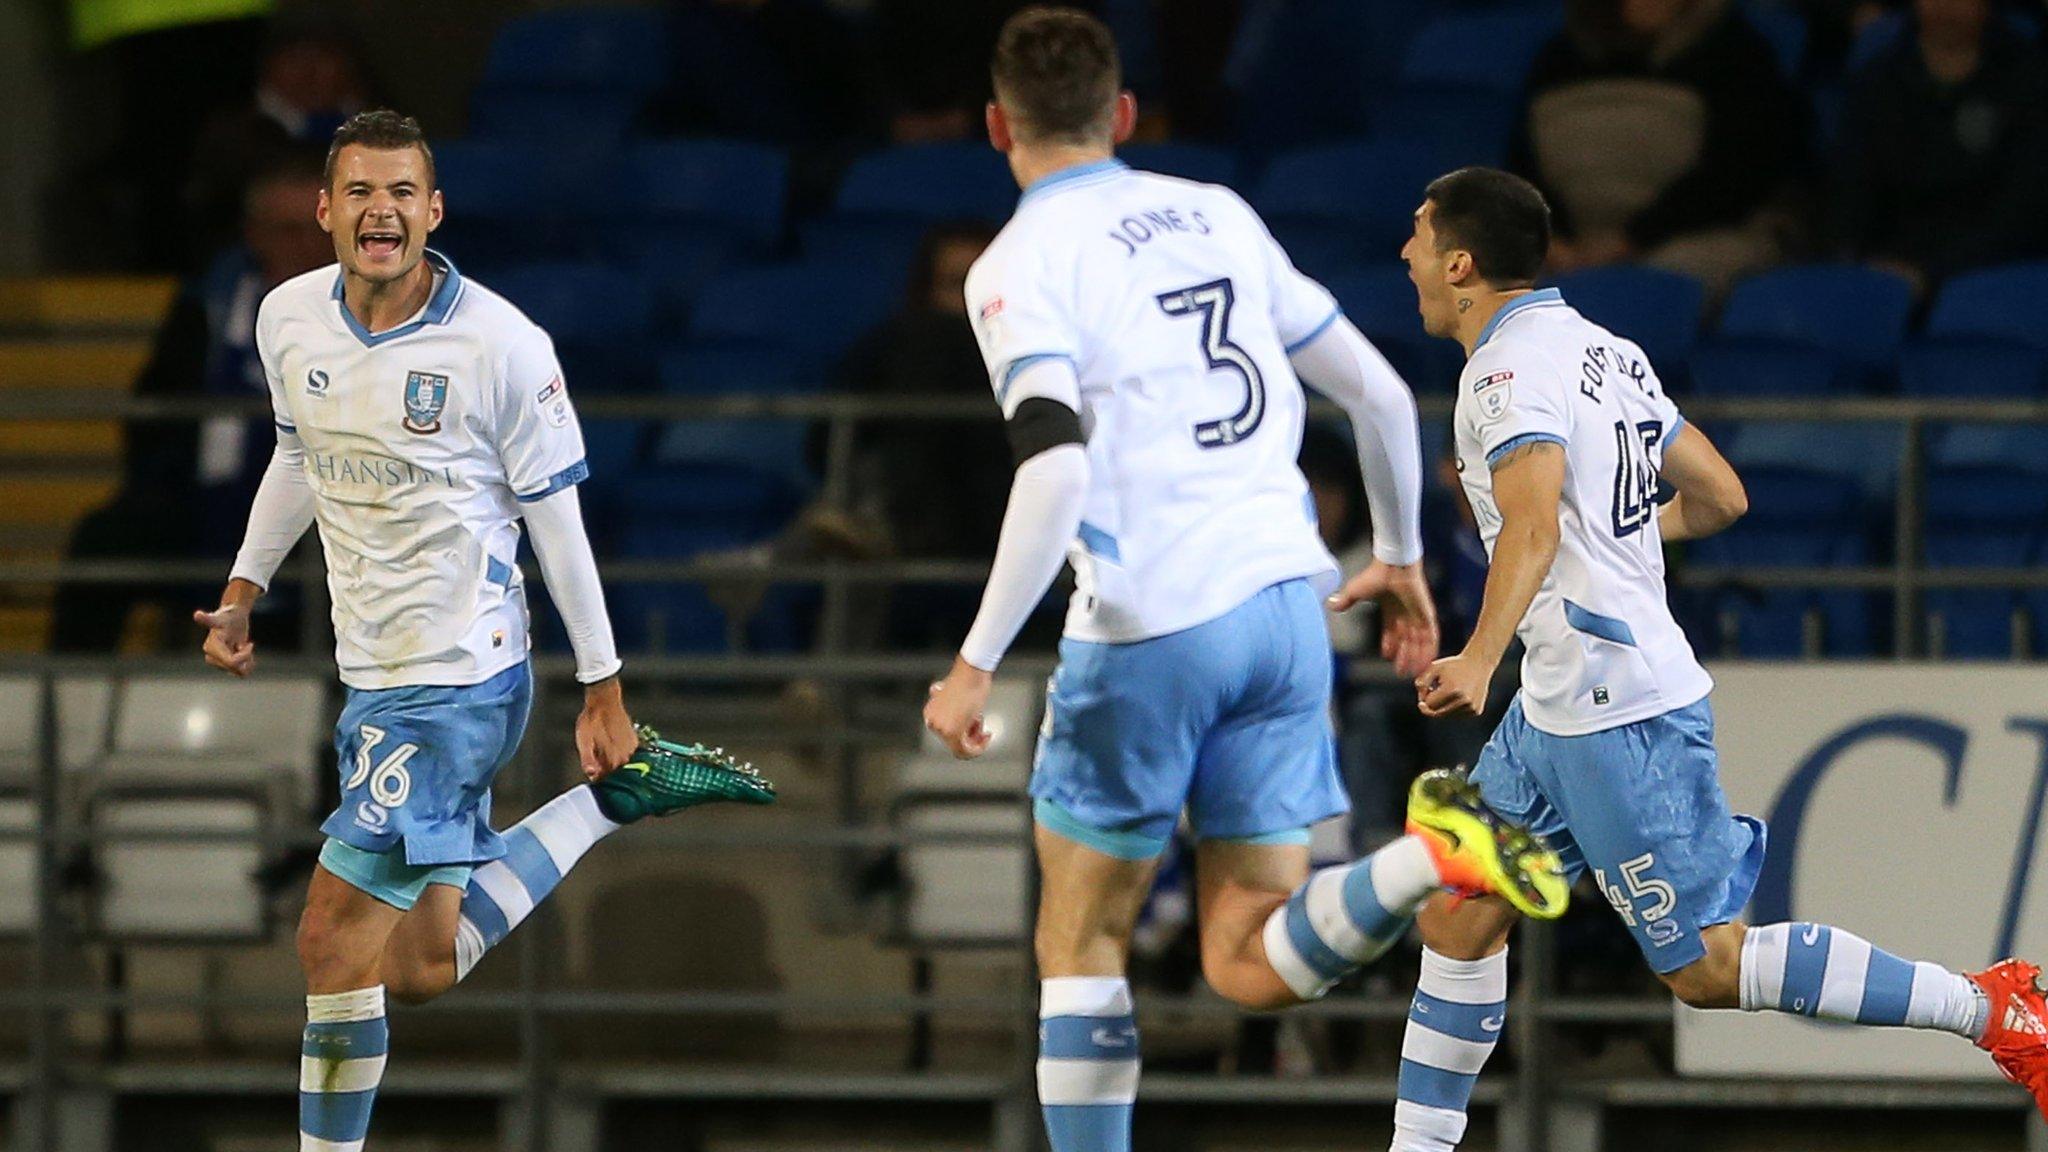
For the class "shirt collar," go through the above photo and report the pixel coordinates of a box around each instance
[330,248,464,348]
[1474,287,1564,350]
[1018,158,1128,207]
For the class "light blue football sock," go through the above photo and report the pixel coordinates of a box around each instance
[300,985,387,1152]
[1740,923,1986,1038]
[1039,977,1139,1152]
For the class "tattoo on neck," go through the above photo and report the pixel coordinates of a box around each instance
[1457,298,1473,313]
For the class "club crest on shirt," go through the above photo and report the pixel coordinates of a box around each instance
[402,370,449,434]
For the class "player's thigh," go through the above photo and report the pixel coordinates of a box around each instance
[384,882,464,970]
[1031,632,1216,863]
[323,663,532,870]
[1187,581,1348,844]
[1034,822,1161,976]
[299,862,407,979]
[1533,701,1765,977]
[1193,838,1310,957]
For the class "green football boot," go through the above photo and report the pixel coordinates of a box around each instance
[592,724,777,824]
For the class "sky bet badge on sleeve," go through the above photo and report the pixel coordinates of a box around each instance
[403,370,449,434]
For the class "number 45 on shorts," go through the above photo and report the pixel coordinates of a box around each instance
[1595,851,1683,944]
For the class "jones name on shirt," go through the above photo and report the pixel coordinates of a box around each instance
[1107,205,1214,257]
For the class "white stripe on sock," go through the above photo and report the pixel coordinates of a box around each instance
[299,1137,365,1152]
[1260,904,1331,1001]
[1816,930,1872,1020]
[1418,946,1508,1004]
[1907,961,1961,1030]
[1037,1057,1141,1105]
[1040,977,1132,1019]
[1741,924,1789,1011]
[1305,866,1368,959]
[454,916,486,982]
[1401,1022,1496,1075]
[300,1054,388,1094]
[525,786,619,875]
[471,860,534,925]
[1371,835,1443,914]
[1391,1100,1467,1152]
[305,986,384,1023]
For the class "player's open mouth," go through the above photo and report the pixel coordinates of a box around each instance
[358,230,403,258]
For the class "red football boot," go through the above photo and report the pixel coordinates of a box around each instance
[1968,958,2048,1119]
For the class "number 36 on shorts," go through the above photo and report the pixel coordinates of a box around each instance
[344,724,419,809]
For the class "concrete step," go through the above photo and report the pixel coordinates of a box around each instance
[0,277,176,336]
[0,419,121,460]
[0,342,150,391]
[0,476,116,528]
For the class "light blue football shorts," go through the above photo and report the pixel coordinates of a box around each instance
[317,661,533,909]
[1030,579,1350,860]
[1470,695,1767,974]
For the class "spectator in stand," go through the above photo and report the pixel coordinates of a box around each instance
[1832,0,2048,293]
[51,152,332,652]
[1509,0,1809,296]
[184,24,372,270]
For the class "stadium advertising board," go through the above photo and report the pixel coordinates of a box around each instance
[1675,664,2048,1078]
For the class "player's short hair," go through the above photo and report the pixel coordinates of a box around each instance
[991,6,1122,145]
[324,109,435,190]
[1423,167,1551,288]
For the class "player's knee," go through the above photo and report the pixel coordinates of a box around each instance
[1200,944,1295,1012]
[1661,955,1739,1009]
[384,969,448,1007]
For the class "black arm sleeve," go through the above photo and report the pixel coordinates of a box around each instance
[1005,397,1084,468]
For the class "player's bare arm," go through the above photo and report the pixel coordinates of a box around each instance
[1656,422,1748,543]
[1419,440,1564,717]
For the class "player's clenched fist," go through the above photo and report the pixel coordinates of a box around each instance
[194,580,263,678]
[924,655,995,760]
[1417,651,1493,718]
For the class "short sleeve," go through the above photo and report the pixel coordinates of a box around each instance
[964,240,1081,412]
[1236,196,1339,352]
[1464,346,1573,468]
[496,325,589,502]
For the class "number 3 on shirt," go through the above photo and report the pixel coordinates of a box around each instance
[1157,278,1265,448]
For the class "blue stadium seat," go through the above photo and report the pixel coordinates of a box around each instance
[1119,143,1240,188]
[1688,469,1873,656]
[797,216,928,274]
[480,7,670,94]
[1547,266,1705,377]
[1742,1,1808,79]
[599,225,741,325]
[1321,266,1462,394]
[1688,343,1843,398]
[432,141,598,266]
[467,89,643,149]
[1227,0,1406,151]
[617,141,789,251]
[1397,11,1561,95]
[833,143,1018,223]
[1367,89,1520,168]
[688,261,907,365]
[486,264,655,391]
[1928,423,2048,476]
[1922,467,2048,657]
[1900,264,2048,399]
[608,468,803,653]
[1708,265,1916,389]
[1724,420,1901,507]
[1254,140,1453,267]
[657,345,820,396]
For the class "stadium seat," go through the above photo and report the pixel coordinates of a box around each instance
[0,674,36,787]
[1118,143,1240,188]
[1902,263,2048,399]
[797,216,928,274]
[1724,420,1901,508]
[432,141,603,266]
[1688,342,1843,398]
[608,469,804,653]
[479,7,670,95]
[1547,266,1705,377]
[1922,467,2048,657]
[1321,266,1462,394]
[688,261,907,365]
[94,795,266,940]
[1397,11,1561,95]
[467,89,644,150]
[1254,140,1454,268]
[1928,423,2048,476]
[833,143,1018,223]
[1367,88,1520,168]
[1705,265,1916,390]
[0,798,33,935]
[601,224,743,325]
[1688,469,1874,656]
[616,140,790,252]
[652,346,820,493]
[1227,0,1403,151]
[486,264,656,391]
[657,344,820,396]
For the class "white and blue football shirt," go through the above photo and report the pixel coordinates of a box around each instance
[964,159,1346,644]
[1451,289,1714,735]
[247,250,588,690]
